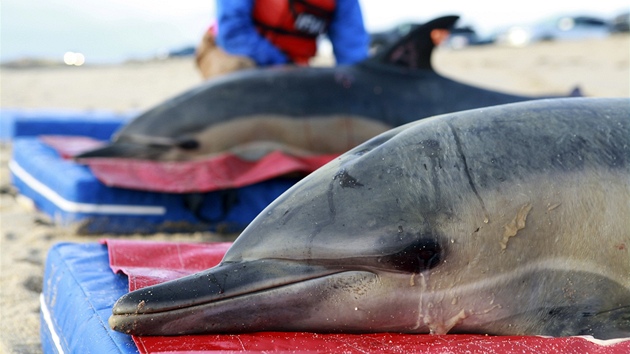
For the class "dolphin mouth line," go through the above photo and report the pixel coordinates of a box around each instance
[113,270,353,318]
[141,271,354,315]
[122,133,178,147]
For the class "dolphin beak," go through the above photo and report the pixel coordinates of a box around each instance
[74,141,171,160]
[109,260,355,335]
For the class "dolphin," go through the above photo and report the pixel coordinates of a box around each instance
[110,97,629,339]
[77,16,578,161]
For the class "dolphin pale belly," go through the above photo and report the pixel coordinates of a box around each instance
[110,98,629,338]
[78,16,577,161]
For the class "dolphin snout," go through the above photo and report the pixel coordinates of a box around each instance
[109,260,348,335]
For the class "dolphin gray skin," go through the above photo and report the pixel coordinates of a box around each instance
[77,16,577,161]
[110,97,629,339]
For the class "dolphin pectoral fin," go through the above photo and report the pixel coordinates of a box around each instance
[487,301,630,340]
[580,305,630,339]
[536,304,630,340]
[109,260,345,335]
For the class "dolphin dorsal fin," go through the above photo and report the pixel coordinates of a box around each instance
[366,15,459,71]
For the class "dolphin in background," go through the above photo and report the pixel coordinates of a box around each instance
[77,16,579,162]
[110,98,629,339]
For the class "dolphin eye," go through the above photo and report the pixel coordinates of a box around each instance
[177,139,200,150]
[381,237,443,273]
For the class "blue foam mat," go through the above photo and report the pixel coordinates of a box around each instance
[41,242,138,354]
[10,137,298,234]
[1,109,133,141]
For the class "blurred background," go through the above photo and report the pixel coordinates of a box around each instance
[2,0,629,65]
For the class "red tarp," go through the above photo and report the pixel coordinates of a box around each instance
[104,239,630,354]
[42,136,336,193]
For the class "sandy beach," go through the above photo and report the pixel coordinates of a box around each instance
[1,34,628,353]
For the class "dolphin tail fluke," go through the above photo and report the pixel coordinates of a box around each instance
[365,15,459,71]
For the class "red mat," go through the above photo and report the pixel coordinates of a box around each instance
[42,136,336,193]
[104,239,630,354]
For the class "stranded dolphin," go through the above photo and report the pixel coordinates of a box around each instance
[110,97,629,339]
[78,16,578,161]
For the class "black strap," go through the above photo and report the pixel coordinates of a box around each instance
[254,20,320,39]
[288,0,334,20]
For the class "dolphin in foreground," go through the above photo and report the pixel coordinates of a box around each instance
[110,97,629,339]
[78,16,578,161]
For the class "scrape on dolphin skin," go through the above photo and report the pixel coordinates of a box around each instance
[501,203,533,250]
[110,98,629,339]
[77,16,577,162]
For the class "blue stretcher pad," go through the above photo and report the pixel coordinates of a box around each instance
[10,137,297,234]
[40,242,137,354]
[1,108,133,141]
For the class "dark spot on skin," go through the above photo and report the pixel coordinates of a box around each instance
[417,139,441,156]
[333,169,364,188]
[177,139,200,150]
[548,308,562,316]
[379,236,444,273]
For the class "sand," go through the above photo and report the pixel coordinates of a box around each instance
[0,34,628,353]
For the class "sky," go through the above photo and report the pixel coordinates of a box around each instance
[1,0,628,64]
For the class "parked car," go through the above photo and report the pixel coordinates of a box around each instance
[369,23,420,53]
[167,45,196,58]
[611,11,630,33]
[369,22,485,53]
[496,15,610,46]
[442,26,489,49]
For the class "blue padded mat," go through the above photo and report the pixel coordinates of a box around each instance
[1,109,133,141]
[41,242,138,354]
[10,137,298,234]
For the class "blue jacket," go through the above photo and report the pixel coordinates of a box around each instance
[216,0,369,66]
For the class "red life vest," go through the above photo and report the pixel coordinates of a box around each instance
[253,0,336,64]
